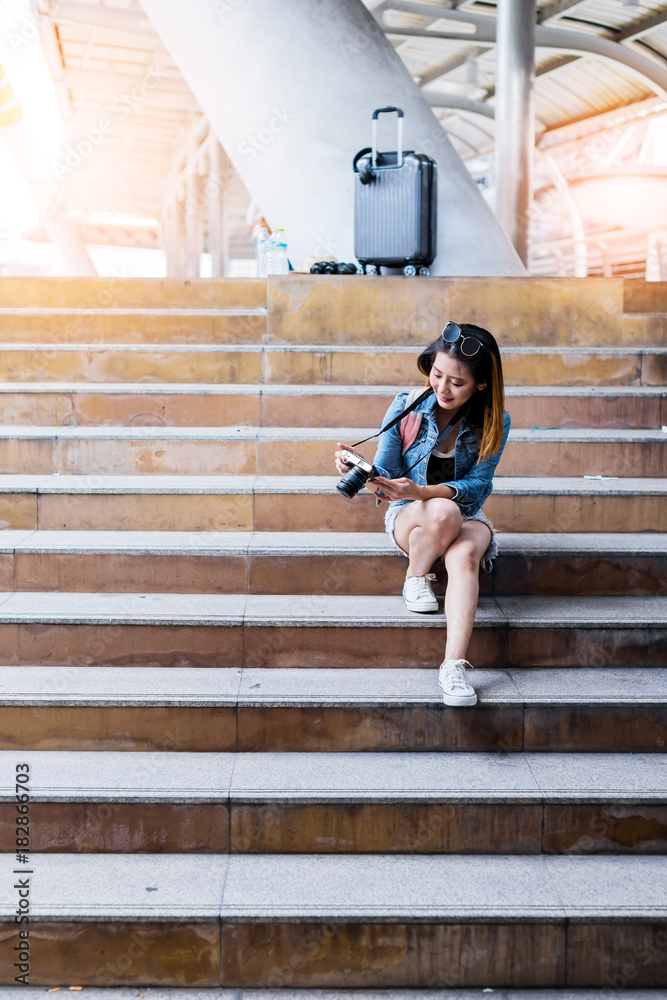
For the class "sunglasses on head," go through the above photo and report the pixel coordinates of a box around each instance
[441,321,483,357]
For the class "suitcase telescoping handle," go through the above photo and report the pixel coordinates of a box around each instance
[371,106,403,168]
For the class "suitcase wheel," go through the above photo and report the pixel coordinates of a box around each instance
[365,264,378,275]
[418,266,431,276]
[403,264,417,276]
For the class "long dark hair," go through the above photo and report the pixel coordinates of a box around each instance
[417,323,505,462]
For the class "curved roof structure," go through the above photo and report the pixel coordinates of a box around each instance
[371,0,667,160]
[16,0,667,273]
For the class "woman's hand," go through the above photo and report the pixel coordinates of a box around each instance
[334,441,360,476]
[365,479,386,500]
[372,476,424,502]
[334,443,390,501]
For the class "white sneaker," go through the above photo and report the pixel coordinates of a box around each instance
[402,572,438,613]
[438,658,478,707]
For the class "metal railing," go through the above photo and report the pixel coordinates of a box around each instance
[530,228,667,280]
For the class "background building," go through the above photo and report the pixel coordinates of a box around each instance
[0,0,665,277]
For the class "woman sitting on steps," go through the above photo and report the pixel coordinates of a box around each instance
[334,322,511,709]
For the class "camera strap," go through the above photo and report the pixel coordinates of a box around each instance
[351,388,469,477]
[351,387,434,449]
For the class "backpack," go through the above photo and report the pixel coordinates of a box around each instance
[398,387,425,454]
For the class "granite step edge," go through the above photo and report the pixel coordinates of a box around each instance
[0,666,664,707]
[0,750,664,805]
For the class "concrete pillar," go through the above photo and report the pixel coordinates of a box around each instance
[139,0,524,276]
[207,138,228,277]
[43,219,97,276]
[162,196,182,276]
[495,0,536,267]
[170,192,188,277]
[647,231,667,281]
[185,161,202,276]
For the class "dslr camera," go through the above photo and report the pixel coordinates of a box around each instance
[336,449,379,499]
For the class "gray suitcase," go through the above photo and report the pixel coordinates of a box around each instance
[353,106,437,275]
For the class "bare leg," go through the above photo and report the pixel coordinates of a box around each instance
[441,520,492,663]
[393,498,463,577]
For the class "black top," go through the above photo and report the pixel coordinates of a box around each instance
[426,452,455,486]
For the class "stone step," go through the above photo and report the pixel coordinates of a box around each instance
[0,343,662,385]
[0,994,664,1000]
[1,993,663,1000]
[0,530,663,597]
[0,307,268,343]
[0,382,662,429]
[0,274,654,348]
[1,474,665,533]
[3,309,661,350]
[0,592,662,668]
[0,277,267,309]
[270,273,656,348]
[1,749,664,854]
[624,278,667,313]
[624,313,667,345]
[0,306,660,349]
[0,425,663,477]
[0,851,665,987]
[1,665,664,752]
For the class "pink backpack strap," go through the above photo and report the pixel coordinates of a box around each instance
[399,387,423,455]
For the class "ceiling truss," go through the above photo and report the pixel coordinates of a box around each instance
[20,0,667,242]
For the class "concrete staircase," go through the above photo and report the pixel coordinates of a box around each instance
[0,275,665,990]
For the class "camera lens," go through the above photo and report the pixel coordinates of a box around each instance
[336,464,371,499]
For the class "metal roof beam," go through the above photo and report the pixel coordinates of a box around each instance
[423,54,578,116]
[418,45,490,86]
[533,53,580,85]
[536,1,589,24]
[383,0,611,35]
[384,24,494,41]
[422,91,495,117]
[534,23,667,94]
[616,12,667,43]
[380,2,492,26]
[379,0,465,55]
[384,0,666,50]
[420,47,570,100]
[374,0,469,14]
[381,5,667,95]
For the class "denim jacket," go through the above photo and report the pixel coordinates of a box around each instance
[371,389,511,518]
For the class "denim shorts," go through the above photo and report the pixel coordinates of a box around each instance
[384,500,499,573]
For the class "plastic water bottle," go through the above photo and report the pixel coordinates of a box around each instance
[256,227,271,278]
[267,228,289,275]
